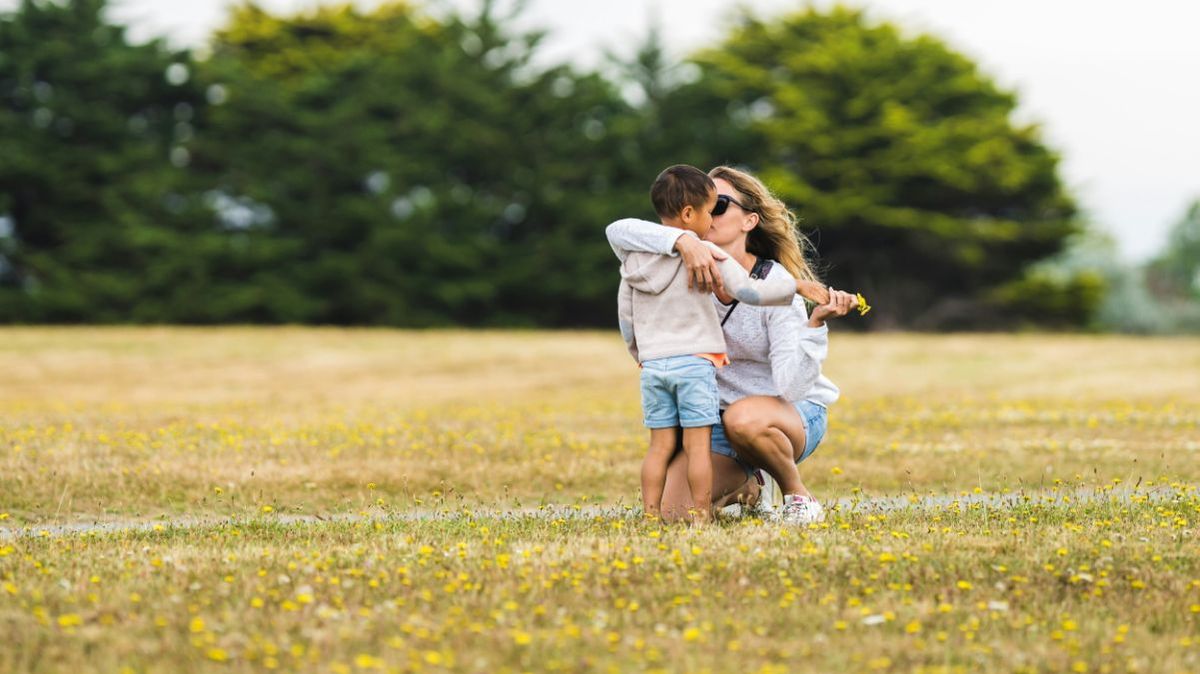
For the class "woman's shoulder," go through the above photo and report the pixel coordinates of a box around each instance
[759,258,786,280]
[732,257,787,287]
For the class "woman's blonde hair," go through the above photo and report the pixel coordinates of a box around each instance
[708,165,819,283]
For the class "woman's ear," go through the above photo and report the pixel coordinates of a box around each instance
[742,212,760,232]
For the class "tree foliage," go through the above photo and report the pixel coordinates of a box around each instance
[0,0,1101,329]
[189,1,645,325]
[675,7,1082,328]
[0,0,206,320]
[1148,200,1200,300]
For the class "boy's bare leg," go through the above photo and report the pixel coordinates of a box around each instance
[642,428,678,519]
[680,426,714,523]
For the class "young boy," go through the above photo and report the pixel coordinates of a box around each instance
[616,165,803,522]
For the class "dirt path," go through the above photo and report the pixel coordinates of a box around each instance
[1,485,1187,540]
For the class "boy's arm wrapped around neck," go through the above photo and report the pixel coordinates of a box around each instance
[707,242,795,306]
[606,218,685,262]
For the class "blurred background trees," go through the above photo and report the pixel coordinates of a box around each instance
[665,7,1085,329]
[1,0,1195,330]
[0,0,207,320]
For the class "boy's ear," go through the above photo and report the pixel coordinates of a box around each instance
[679,204,695,221]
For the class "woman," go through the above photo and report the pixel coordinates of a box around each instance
[606,165,857,524]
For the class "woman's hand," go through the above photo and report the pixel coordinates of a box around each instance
[809,287,858,327]
[674,233,726,294]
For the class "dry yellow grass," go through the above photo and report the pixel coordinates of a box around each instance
[1,329,1198,523]
[2,328,1200,673]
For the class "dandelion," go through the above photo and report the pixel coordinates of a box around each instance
[354,654,382,669]
[853,293,873,315]
[57,614,82,627]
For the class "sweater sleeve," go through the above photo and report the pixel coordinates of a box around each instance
[605,218,686,262]
[709,242,795,306]
[617,278,639,363]
[766,298,829,401]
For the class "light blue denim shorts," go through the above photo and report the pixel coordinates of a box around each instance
[711,399,828,475]
[640,355,720,429]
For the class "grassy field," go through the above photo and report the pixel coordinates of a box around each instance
[2,328,1199,673]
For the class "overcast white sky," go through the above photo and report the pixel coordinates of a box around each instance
[7,0,1199,261]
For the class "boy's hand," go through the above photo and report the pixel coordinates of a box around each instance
[674,234,726,294]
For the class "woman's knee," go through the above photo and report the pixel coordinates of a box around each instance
[722,403,763,440]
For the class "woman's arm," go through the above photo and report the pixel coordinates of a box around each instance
[807,287,861,326]
[765,299,829,400]
[795,281,864,316]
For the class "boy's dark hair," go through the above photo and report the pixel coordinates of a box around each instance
[650,165,715,218]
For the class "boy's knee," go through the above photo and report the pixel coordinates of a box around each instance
[648,432,678,453]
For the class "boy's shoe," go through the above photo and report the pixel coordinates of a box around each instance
[778,494,825,525]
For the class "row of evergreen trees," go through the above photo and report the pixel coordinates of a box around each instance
[4,0,1187,329]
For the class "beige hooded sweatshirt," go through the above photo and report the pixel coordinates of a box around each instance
[617,235,797,363]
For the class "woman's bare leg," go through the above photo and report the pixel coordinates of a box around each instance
[660,451,758,522]
[721,396,812,498]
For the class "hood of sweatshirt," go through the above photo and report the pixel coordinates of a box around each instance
[620,252,683,296]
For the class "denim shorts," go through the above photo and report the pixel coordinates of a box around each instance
[640,355,720,429]
[711,399,828,475]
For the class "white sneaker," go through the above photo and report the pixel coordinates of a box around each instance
[778,494,825,524]
[717,503,746,518]
[754,470,782,516]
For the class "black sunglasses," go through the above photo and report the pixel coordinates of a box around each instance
[711,194,752,216]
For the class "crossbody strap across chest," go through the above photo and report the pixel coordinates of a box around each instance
[720,257,775,327]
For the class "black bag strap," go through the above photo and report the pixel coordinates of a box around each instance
[720,257,774,326]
